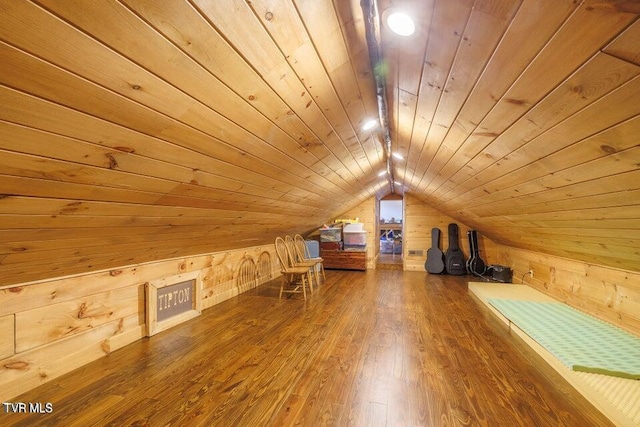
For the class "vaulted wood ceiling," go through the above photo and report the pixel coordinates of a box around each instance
[1,0,639,286]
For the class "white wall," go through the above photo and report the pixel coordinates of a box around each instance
[380,200,403,222]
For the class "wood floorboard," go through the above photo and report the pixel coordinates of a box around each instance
[3,270,614,426]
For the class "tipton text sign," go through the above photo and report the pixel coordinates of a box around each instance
[146,271,202,336]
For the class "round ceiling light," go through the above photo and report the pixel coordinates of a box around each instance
[386,11,415,37]
[362,119,378,131]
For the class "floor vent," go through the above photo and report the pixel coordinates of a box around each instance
[408,249,423,257]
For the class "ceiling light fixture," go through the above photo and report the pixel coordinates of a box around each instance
[392,152,404,160]
[385,11,415,37]
[377,170,387,177]
[362,119,378,131]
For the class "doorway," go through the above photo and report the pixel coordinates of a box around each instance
[378,195,403,268]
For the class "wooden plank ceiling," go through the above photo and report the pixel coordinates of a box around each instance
[0,0,639,286]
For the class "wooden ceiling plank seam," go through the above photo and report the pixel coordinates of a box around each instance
[428,0,640,201]
[0,173,329,218]
[116,0,352,179]
[121,0,368,196]
[416,2,522,193]
[0,223,305,254]
[0,3,351,201]
[466,145,640,209]
[247,0,373,181]
[495,227,640,241]
[0,120,290,202]
[119,2,364,199]
[603,15,640,66]
[0,195,324,221]
[464,169,640,216]
[0,53,340,204]
[405,0,477,190]
[0,233,278,266]
[417,0,574,196]
[440,81,640,211]
[34,0,357,197]
[293,0,379,173]
[412,0,522,193]
[394,0,437,190]
[0,213,316,231]
[0,224,292,245]
[190,0,367,187]
[443,76,640,209]
[291,0,377,180]
[0,88,313,197]
[414,0,496,191]
[437,53,640,203]
[379,0,436,189]
[472,188,640,218]
[488,205,640,222]
[334,0,383,128]
[457,113,640,210]
[0,147,329,213]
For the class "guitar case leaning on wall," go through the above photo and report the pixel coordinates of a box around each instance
[445,223,466,275]
[466,229,487,277]
[425,227,445,274]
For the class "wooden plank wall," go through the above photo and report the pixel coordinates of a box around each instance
[404,193,498,271]
[0,244,280,401]
[338,197,377,269]
[497,245,640,337]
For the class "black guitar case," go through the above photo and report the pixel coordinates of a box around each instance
[466,230,487,277]
[445,223,466,275]
[425,228,445,274]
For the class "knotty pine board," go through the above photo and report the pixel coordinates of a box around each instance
[188,0,370,182]
[431,52,640,199]
[414,0,521,190]
[33,0,361,197]
[0,243,281,401]
[0,34,353,207]
[15,285,143,353]
[604,17,640,65]
[0,314,13,360]
[403,193,498,271]
[442,73,640,207]
[402,0,474,186]
[424,0,578,191]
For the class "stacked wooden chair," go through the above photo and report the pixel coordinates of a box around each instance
[285,235,318,293]
[274,236,312,300]
[294,234,325,284]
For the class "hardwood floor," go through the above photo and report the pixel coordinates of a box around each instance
[4,270,613,426]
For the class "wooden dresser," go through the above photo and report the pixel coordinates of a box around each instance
[320,249,366,271]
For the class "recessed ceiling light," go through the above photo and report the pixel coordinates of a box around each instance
[394,181,402,186]
[392,152,404,160]
[386,11,415,37]
[378,170,387,177]
[362,119,378,131]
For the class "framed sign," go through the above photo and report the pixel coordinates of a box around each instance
[146,271,202,337]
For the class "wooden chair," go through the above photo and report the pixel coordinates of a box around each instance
[284,235,317,293]
[274,237,311,300]
[294,234,325,284]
